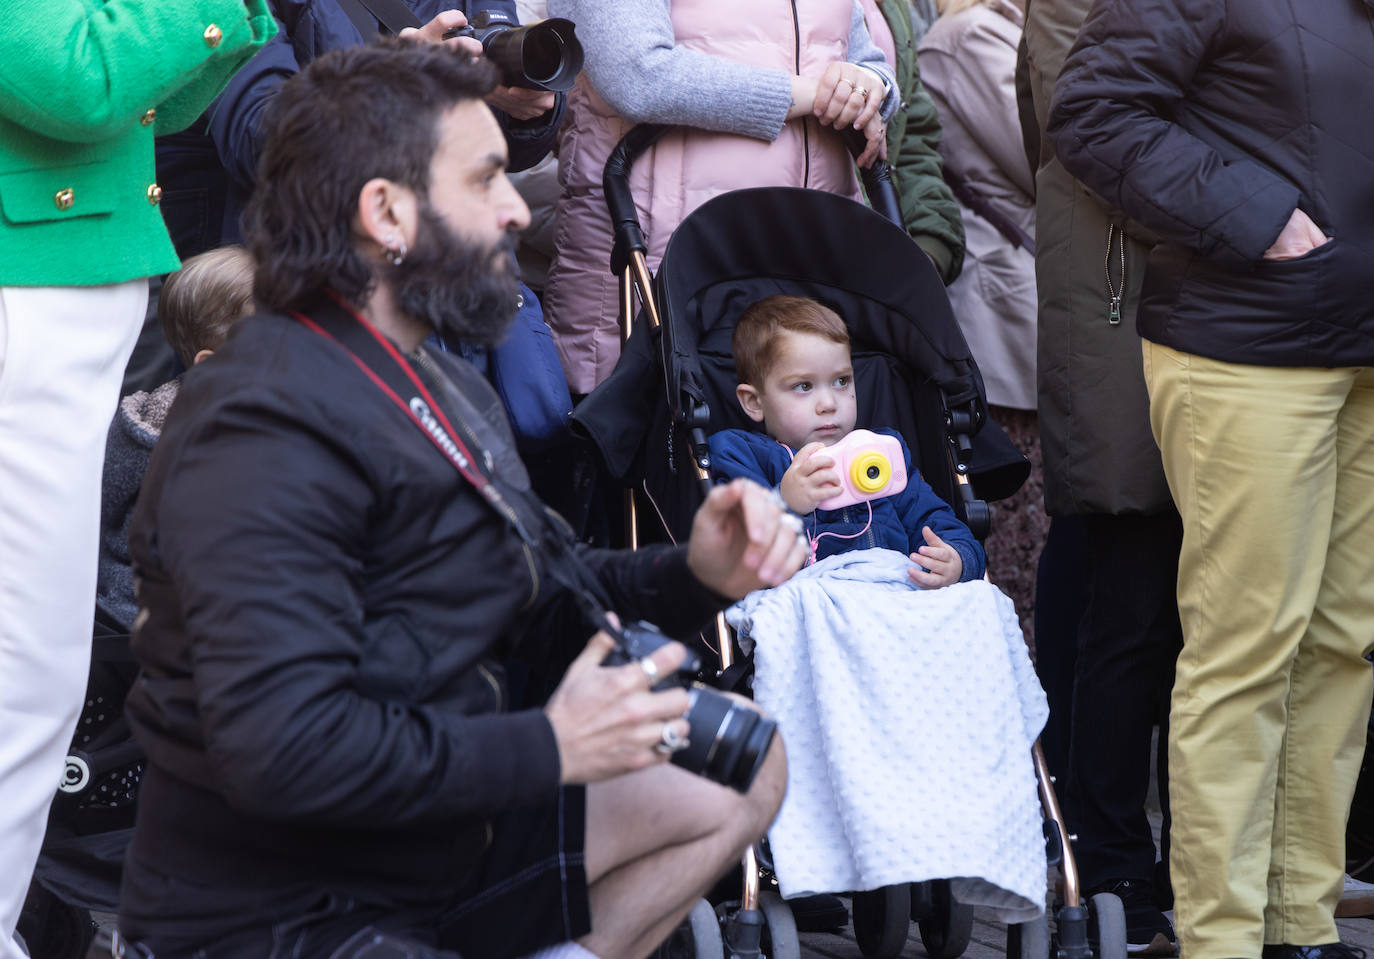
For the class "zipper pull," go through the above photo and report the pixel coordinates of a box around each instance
[1108,295,1123,325]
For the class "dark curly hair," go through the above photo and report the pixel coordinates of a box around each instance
[242,39,498,313]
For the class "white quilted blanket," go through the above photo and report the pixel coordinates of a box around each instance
[726,548,1049,923]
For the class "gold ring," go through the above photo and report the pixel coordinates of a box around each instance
[838,77,854,88]
[853,85,869,100]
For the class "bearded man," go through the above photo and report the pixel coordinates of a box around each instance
[114,41,796,959]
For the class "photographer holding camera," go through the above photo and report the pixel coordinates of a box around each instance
[115,40,795,959]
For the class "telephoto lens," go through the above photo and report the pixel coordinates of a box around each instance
[603,621,778,793]
[444,11,584,92]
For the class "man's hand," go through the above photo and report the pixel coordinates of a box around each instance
[545,630,693,785]
[399,10,484,57]
[1263,208,1329,261]
[778,442,841,514]
[487,85,557,121]
[907,526,963,589]
[687,479,808,599]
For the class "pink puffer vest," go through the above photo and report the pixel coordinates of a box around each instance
[544,0,861,393]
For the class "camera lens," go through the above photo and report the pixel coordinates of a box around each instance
[671,687,777,792]
[482,18,584,92]
[850,452,892,493]
[521,29,565,86]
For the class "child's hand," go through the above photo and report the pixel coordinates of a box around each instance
[908,526,963,589]
[779,442,843,514]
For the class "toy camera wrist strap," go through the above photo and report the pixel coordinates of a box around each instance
[291,295,612,625]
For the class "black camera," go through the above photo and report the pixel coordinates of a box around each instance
[603,620,777,793]
[444,10,584,93]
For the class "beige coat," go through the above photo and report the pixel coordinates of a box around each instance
[918,0,1037,410]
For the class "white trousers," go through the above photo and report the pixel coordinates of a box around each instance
[0,282,146,955]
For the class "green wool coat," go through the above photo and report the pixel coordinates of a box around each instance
[0,1,276,288]
[876,0,965,284]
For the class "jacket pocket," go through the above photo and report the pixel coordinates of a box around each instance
[0,161,118,225]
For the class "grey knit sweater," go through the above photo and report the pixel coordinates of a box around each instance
[547,0,897,140]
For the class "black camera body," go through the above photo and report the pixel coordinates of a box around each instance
[444,10,584,92]
[603,620,777,794]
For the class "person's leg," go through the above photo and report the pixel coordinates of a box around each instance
[1032,514,1090,777]
[1066,510,1183,950]
[1264,365,1374,947]
[578,736,787,959]
[1142,341,1349,959]
[0,282,146,957]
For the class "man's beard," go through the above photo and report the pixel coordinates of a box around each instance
[391,200,522,347]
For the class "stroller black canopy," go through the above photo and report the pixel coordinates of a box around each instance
[573,187,1028,538]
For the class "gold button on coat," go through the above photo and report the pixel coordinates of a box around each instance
[141,109,156,126]
[54,188,74,211]
[147,184,163,205]
[203,24,223,48]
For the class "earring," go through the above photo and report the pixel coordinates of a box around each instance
[383,235,407,267]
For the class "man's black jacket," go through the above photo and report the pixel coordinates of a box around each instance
[1047,0,1374,367]
[122,309,721,908]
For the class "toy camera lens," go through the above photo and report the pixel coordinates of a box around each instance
[851,452,891,493]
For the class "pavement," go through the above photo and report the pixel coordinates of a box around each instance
[793,796,1374,959]
[796,903,1374,959]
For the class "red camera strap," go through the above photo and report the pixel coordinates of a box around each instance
[290,294,618,627]
[290,294,504,511]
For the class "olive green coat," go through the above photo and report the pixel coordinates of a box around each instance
[875,0,965,284]
[0,1,276,288]
[1023,0,1171,515]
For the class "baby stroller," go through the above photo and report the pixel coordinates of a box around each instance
[571,125,1129,959]
[18,601,141,958]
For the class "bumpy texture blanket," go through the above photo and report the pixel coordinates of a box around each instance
[727,549,1048,922]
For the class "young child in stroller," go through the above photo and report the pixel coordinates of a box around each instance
[706,294,1049,926]
[708,295,985,589]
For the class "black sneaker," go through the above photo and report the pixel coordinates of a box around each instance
[1096,879,1178,956]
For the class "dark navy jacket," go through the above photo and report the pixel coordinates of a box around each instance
[157,0,565,254]
[1048,0,1374,368]
[708,428,986,582]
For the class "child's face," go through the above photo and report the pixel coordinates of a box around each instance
[736,331,857,450]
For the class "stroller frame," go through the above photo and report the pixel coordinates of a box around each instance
[587,124,1124,959]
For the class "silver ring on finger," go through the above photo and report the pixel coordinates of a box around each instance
[654,721,690,756]
[638,657,660,683]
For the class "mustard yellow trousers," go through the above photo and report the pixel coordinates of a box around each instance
[1142,341,1374,959]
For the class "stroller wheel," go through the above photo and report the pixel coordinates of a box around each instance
[853,884,911,959]
[1088,892,1128,959]
[654,898,723,959]
[757,892,801,959]
[1007,913,1051,959]
[914,880,973,959]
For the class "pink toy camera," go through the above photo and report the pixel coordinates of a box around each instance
[815,429,908,510]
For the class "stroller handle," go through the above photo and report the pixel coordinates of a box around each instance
[602,124,905,277]
[604,124,670,277]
